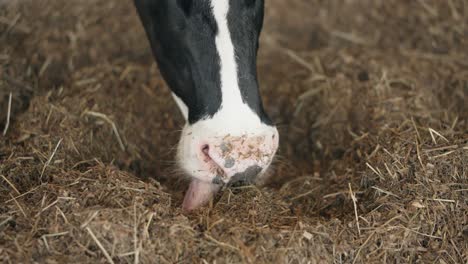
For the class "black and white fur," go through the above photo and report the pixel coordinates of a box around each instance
[134,0,278,210]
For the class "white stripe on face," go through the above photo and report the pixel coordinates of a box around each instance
[176,1,279,210]
[210,0,244,113]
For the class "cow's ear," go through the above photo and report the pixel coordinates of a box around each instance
[177,0,193,16]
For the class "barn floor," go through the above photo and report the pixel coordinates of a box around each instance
[1,0,467,263]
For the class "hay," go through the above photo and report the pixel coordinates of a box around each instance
[1,0,467,263]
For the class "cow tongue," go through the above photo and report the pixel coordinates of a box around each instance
[182,179,221,211]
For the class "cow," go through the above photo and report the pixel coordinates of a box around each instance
[134,0,278,211]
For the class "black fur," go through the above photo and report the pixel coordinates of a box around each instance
[134,0,272,125]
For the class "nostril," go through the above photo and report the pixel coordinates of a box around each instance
[202,144,210,155]
[201,144,212,162]
[200,144,228,183]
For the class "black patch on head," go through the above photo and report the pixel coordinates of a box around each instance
[177,0,192,15]
[134,0,273,125]
[244,0,257,7]
[134,0,221,123]
[227,0,273,125]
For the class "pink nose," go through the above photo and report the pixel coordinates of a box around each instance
[200,134,278,185]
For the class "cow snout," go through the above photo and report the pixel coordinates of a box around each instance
[200,134,278,185]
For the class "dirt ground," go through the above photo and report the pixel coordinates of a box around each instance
[1,0,467,263]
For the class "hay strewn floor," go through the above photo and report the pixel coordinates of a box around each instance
[1,0,467,263]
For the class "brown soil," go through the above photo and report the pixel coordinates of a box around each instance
[1,0,467,263]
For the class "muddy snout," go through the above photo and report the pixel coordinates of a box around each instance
[202,134,278,185]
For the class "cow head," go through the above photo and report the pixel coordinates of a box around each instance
[134,0,278,210]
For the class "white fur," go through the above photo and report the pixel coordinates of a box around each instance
[211,0,243,113]
[174,0,279,183]
[172,93,188,120]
